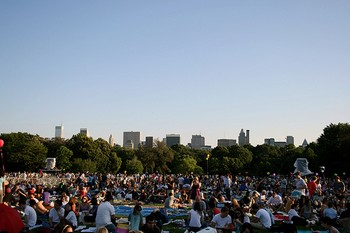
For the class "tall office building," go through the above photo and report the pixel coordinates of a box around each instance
[217,139,236,147]
[145,136,154,148]
[191,135,205,149]
[80,128,89,137]
[264,138,275,146]
[123,131,141,149]
[246,130,250,145]
[238,129,246,146]
[286,136,294,145]
[166,134,180,147]
[55,125,64,139]
[109,134,115,146]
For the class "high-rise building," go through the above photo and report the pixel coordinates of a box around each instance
[238,129,246,146]
[55,125,64,139]
[191,135,205,149]
[246,130,250,145]
[286,136,294,145]
[217,139,236,147]
[109,134,115,146]
[145,136,154,148]
[123,131,141,149]
[264,138,275,146]
[80,128,89,137]
[166,134,180,147]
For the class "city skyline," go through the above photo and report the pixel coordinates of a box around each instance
[50,124,302,147]
[1,1,349,148]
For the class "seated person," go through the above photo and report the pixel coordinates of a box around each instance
[266,191,283,211]
[164,192,182,208]
[211,206,233,233]
[140,215,161,233]
[250,203,272,230]
[20,199,38,229]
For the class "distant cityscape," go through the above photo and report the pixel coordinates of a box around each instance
[55,125,309,150]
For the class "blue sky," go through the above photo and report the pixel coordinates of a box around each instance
[1,1,349,147]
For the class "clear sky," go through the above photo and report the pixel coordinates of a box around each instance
[1,1,349,147]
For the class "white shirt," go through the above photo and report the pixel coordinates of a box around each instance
[266,195,283,206]
[189,209,202,228]
[24,205,37,227]
[211,213,232,229]
[295,178,307,195]
[65,211,78,227]
[256,209,272,229]
[49,207,64,223]
[288,208,299,221]
[95,201,115,227]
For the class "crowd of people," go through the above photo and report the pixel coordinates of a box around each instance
[0,170,349,233]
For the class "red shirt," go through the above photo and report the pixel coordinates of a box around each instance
[308,181,317,197]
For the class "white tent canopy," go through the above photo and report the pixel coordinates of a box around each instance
[294,158,313,176]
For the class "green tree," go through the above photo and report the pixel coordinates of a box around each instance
[152,140,174,173]
[107,152,122,173]
[317,123,350,175]
[71,158,97,173]
[56,146,73,171]
[0,132,47,171]
[126,157,143,174]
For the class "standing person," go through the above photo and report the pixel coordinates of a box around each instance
[188,202,204,232]
[295,172,307,196]
[211,206,233,233]
[280,176,288,194]
[333,176,346,197]
[190,177,201,202]
[307,176,318,198]
[166,177,175,197]
[95,191,116,233]
[128,204,144,232]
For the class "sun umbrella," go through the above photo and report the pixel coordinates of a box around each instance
[0,203,25,233]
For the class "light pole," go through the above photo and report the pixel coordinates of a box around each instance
[206,154,210,176]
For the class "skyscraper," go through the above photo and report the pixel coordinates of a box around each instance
[145,136,154,148]
[55,125,64,139]
[123,131,141,149]
[191,135,205,149]
[238,129,246,146]
[80,128,89,137]
[286,136,294,145]
[166,134,180,147]
[246,130,250,145]
[109,134,115,146]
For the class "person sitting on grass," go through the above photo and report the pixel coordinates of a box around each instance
[321,216,340,233]
[164,192,182,208]
[210,206,233,233]
[250,203,271,230]
[128,204,144,233]
[140,215,161,233]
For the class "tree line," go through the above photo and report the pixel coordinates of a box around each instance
[0,123,349,176]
